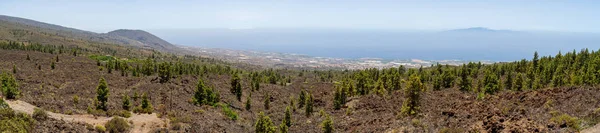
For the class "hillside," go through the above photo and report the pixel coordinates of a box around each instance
[1,15,600,133]
[0,15,181,54]
[107,29,176,52]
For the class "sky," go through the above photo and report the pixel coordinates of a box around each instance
[1,0,599,33]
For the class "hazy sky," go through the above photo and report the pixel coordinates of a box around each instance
[1,0,599,33]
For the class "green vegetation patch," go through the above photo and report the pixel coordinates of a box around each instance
[219,103,238,120]
[0,108,35,133]
[550,112,582,131]
[89,54,115,61]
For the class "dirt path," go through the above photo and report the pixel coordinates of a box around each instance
[5,99,166,133]
[582,124,600,133]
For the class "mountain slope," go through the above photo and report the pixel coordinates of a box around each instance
[0,15,178,52]
[107,29,176,51]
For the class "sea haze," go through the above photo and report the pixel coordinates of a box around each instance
[149,28,600,61]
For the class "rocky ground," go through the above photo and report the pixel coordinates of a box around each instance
[2,49,600,132]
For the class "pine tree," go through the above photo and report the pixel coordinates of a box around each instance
[254,112,276,133]
[513,73,524,91]
[483,70,500,94]
[400,74,422,116]
[290,96,296,112]
[96,78,109,111]
[375,78,387,96]
[298,90,306,108]
[122,95,131,111]
[321,114,334,133]
[55,55,59,62]
[264,93,270,110]
[305,93,314,117]
[433,75,443,91]
[158,62,171,83]
[231,73,242,101]
[251,73,261,91]
[334,84,347,110]
[459,65,472,92]
[141,93,153,113]
[51,62,55,70]
[245,92,252,111]
[533,51,539,70]
[505,72,514,90]
[279,122,289,133]
[1,72,20,99]
[12,65,16,74]
[284,105,292,127]
[193,78,218,106]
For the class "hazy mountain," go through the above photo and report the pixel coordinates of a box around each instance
[107,29,175,51]
[443,27,517,33]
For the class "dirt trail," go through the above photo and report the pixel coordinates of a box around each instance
[582,124,600,133]
[5,99,166,133]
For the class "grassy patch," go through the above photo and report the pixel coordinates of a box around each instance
[550,112,582,131]
[0,108,35,133]
[32,108,49,121]
[88,54,115,61]
[219,103,238,120]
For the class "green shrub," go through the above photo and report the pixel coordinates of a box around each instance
[254,112,276,133]
[32,108,48,121]
[73,95,79,104]
[12,65,16,74]
[0,108,34,133]
[86,124,94,131]
[193,78,219,106]
[110,110,132,118]
[105,117,130,133]
[89,55,115,61]
[1,72,20,99]
[279,122,288,133]
[0,98,8,109]
[95,125,106,132]
[221,104,238,120]
[134,93,153,114]
[122,95,131,111]
[550,113,581,131]
[321,114,334,133]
